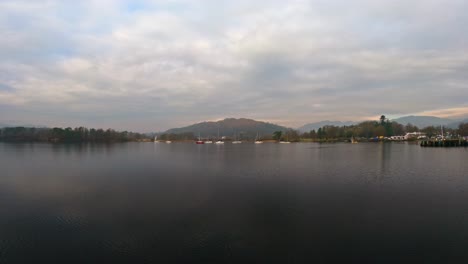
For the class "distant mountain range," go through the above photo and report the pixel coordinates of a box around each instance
[0,122,45,128]
[390,115,468,129]
[391,116,454,128]
[297,121,356,133]
[164,118,289,139]
[447,119,468,129]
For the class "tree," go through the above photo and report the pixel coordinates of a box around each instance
[458,123,468,136]
[380,115,386,126]
[391,122,404,136]
[317,128,323,139]
[374,126,386,137]
[324,125,339,138]
[405,123,419,133]
[358,121,378,138]
[272,131,282,141]
[300,132,310,139]
[285,129,300,142]
[420,126,438,138]
[344,127,354,138]
[310,129,317,139]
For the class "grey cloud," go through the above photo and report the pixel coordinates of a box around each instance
[1,0,468,131]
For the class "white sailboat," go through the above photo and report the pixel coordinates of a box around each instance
[254,132,263,144]
[154,136,159,143]
[232,132,242,144]
[280,133,291,143]
[215,128,224,144]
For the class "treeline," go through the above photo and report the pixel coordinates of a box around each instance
[300,116,468,140]
[158,132,195,141]
[272,129,301,142]
[0,127,149,143]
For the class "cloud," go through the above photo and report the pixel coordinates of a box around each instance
[1,0,468,131]
[415,106,468,119]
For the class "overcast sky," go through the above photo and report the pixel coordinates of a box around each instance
[1,0,468,131]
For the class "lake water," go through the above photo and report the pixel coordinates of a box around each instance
[1,142,468,263]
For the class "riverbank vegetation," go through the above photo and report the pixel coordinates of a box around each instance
[2,116,467,143]
[299,116,466,142]
[0,127,149,143]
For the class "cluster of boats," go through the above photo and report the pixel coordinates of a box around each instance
[153,132,292,144]
[195,139,250,144]
[155,138,172,144]
[193,131,264,144]
[157,140,277,144]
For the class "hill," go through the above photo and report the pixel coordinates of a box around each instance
[392,116,454,128]
[0,121,45,128]
[164,118,289,139]
[447,118,468,129]
[298,121,356,133]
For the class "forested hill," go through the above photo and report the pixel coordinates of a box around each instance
[164,118,289,139]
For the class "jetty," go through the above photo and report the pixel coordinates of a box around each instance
[420,139,468,147]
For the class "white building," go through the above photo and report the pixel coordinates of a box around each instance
[389,132,427,141]
[405,132,426,140]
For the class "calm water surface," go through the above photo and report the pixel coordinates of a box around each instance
[1,142,468,263]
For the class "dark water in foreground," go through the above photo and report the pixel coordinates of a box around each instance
[1,142,468,263]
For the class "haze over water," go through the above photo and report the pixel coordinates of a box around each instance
[1,142,468,263]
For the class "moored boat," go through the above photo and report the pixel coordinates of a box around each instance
[232,132,242,144]
[279,134,291,143]
[254,132,263,144]
[215,128,224,144]
[196,133,204,144]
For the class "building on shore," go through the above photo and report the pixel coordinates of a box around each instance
[389,132,427,141]
[405,132,426,140]
[390,136,406,141]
